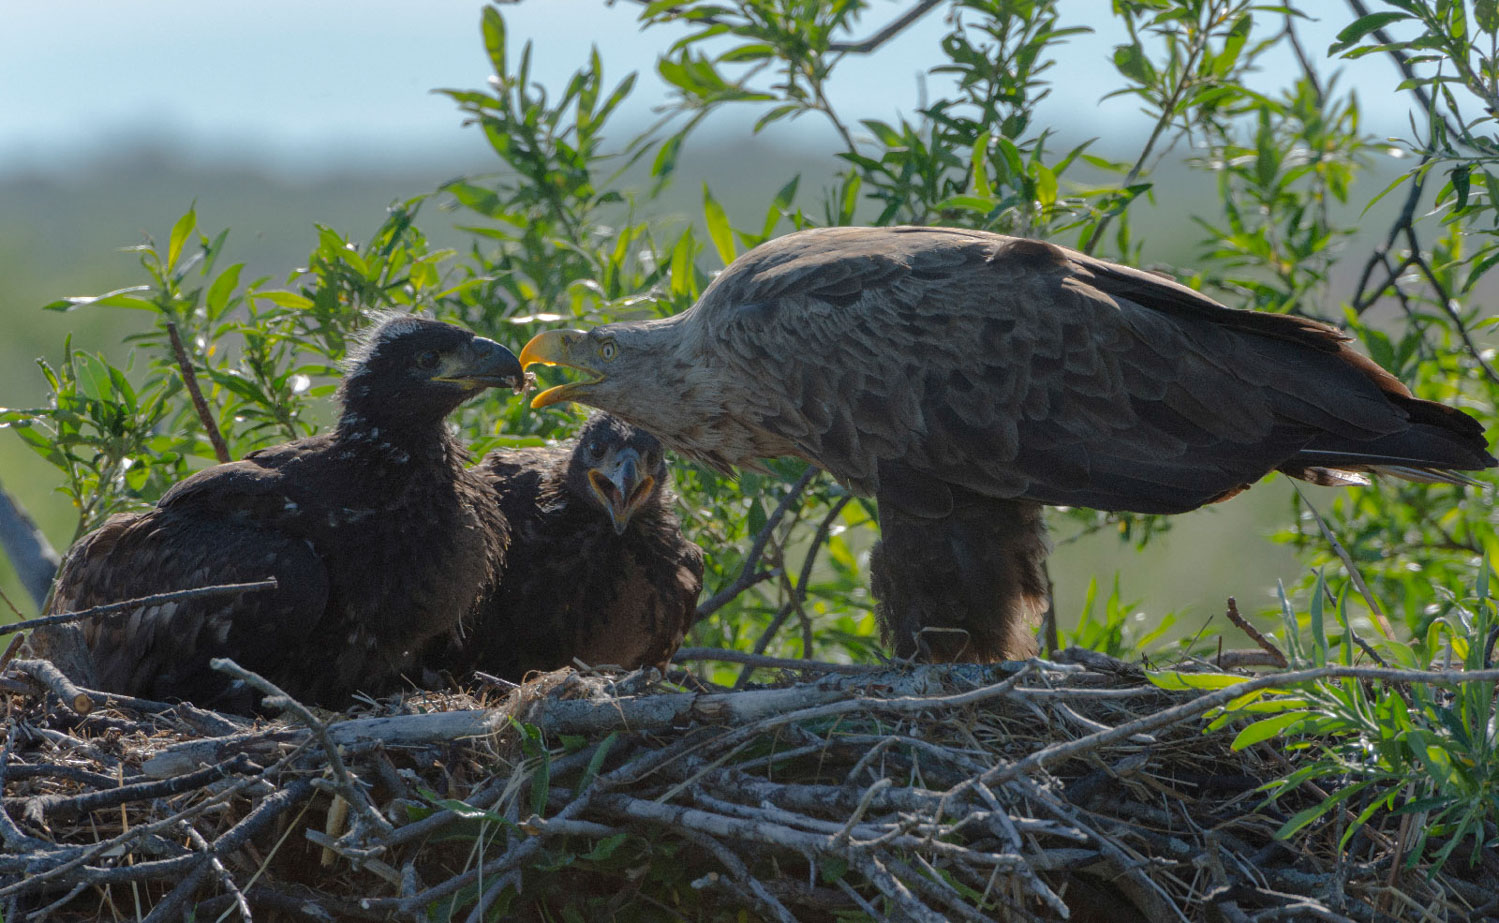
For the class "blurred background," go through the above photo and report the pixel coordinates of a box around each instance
[0,1,1437,635]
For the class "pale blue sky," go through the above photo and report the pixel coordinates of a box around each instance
[1,1,1407,177]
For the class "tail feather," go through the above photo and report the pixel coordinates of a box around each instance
[1368,465,1486,487]
[1289,416,1496,482]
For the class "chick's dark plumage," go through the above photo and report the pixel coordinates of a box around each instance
[440,413,704,682]
[52,316,523,713]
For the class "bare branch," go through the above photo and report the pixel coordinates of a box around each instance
[1221,597,1286,669]
[210,658,392,837]
[0,579,278,637]
[697,467,816,619]
[736,493,851,687]
[828,0,943,53]
[674,646,879,674]
[4,659,94,715]
[166,320,232,464]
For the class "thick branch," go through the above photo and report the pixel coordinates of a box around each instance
[0,484,59,612]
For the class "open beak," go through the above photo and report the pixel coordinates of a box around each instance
[435,336,525,392]
[518,329,599,408]
[587,448,655,534]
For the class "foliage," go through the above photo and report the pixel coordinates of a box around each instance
[4,0,1499,903]
[1061,572,1179,657]
[1182,566,1499,875]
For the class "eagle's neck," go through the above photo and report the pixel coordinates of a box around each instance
[333,410,465,473]
[663,358,804,473]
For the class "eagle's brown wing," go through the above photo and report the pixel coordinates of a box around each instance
[695,225,1491,516]
[63,489,330,713]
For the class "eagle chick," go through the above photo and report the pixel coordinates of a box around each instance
[432,413,704,683]
[52,315,524,712]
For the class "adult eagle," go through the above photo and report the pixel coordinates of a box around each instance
[52,316,524,712]
[517,226,1496,661]
[429,413,704,682]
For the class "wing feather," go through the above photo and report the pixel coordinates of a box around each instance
[693,225,1488,513]
[66,506,329,711]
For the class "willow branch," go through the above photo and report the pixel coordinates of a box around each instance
[696,467,816,619]
[166,321,231,464]
[1083,7,1219,254]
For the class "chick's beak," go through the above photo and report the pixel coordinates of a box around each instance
[587,448,655,535]
[437,336,525,391]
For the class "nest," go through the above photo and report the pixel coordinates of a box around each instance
[0,650,1495,922]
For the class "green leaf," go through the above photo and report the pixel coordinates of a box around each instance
[762,176,799,238]
[819,855,849,883]
[1232,711,1312,749]
[255,291,315,310]
[1309,571,1327,666]
[1113,43,1155,84]
[754,103,800,133]
[577,732,617,792]
[1210,15,1251,76]
[530,750,551,818]
[1276,779,1376,838]
[44,286,156,313]
[445,180,505,219]
[481,6,507,78]
[1147,671,1250,691]
[581,833,629,861]
[205,264,243,318]
[1034,163,1057,208]
[669,230,698,298]
[702,185,735,264]
[1449,163,1472,211]
[73,354,118,403]
[934,195,998,214]
[1328,12,1411,55]
[167,207,197,272]
[970,133,993,198]
[652,134,684,187]
[1478,0,1499,33]
[839,173,862,224]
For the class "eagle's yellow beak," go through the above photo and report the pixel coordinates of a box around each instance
[518,329,595,409]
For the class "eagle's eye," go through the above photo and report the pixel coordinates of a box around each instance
[586,442,604,461]
[598,340,618,362]
[645,448,662,469]
[415,349,441,370]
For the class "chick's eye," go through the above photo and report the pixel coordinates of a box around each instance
[598,340,618,362]
[587,442,604,460]
[415,349,440,370]
[646,450,661,469]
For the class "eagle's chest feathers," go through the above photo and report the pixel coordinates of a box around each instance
[661,359,806,473]
[307,442,496,650]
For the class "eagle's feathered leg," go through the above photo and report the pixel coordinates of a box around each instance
[871,493,1049,662]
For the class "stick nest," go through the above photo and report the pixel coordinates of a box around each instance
[0,651,1494,922]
